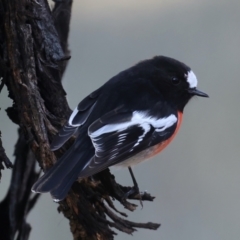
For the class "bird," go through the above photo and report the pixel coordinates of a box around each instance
[32,56,208,202]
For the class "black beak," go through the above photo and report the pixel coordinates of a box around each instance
[188,88,209,97]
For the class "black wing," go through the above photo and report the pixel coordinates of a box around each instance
[50,88,100,151]
[78,106,178,177]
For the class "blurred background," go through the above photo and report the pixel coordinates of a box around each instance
[1,0,240,239]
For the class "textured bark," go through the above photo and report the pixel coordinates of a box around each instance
[0,0,160,239]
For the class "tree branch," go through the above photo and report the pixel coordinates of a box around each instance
[0,130,13,179]
[0,129,39,240]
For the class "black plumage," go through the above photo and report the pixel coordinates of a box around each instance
[32,56,208,201]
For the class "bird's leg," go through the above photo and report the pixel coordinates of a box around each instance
[124,167,143,207]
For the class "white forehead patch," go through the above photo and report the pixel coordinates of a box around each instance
[187,70,198,88]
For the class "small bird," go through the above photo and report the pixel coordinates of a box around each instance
[32,56,208,202]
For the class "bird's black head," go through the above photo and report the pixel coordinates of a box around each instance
[145,56,209,111]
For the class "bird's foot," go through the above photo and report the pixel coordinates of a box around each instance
[123,185,143,208]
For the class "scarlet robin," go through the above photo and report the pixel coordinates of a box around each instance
[32,56,208,202]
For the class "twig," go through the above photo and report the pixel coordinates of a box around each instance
[0,130,13,179]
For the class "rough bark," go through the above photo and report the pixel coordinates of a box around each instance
[0,0,160,239]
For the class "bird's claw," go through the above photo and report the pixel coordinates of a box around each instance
[123,185,143,208]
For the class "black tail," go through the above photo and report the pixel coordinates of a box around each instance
[32,137,94,201]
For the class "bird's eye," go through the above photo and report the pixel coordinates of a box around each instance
[171,77,180,85]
